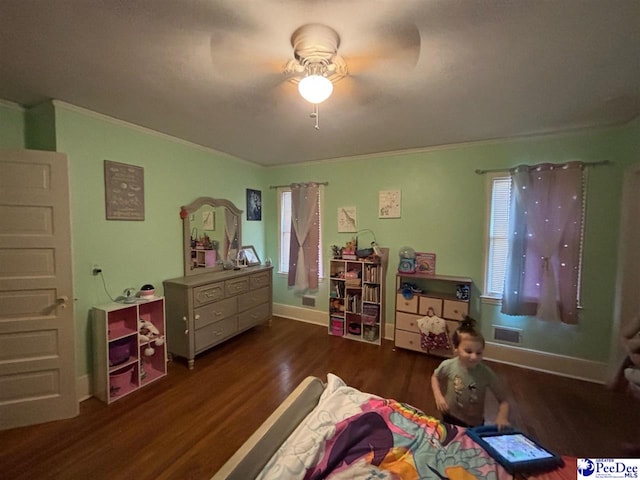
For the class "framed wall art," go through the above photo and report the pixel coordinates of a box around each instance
[246,188,262,221]
[104,160,145,220]
[378,189,401,218]
[337,206,357,232]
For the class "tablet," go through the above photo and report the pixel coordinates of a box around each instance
[466,425,565,474]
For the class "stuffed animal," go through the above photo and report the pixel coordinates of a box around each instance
[139,318,160,343]
[343,241,355,254]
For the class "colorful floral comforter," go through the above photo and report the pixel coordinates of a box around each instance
[257,374,512,480]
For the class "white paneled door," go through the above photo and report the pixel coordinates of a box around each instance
[0,150,78,430]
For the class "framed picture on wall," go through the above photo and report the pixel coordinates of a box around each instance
[337,206,357,232]
[246,189,262,221]
[378,189,401,218]
[104,160,145,220]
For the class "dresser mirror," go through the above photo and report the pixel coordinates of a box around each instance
[181,197,242,276]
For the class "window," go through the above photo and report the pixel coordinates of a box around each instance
[484,174,511,298]
[484,164,585,324]
[278,189,292,273]
[277,187,323,278]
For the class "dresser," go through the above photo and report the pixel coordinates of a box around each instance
[394,273,472,358]
[163,265,273,369]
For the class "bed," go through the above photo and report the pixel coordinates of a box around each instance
[211,374,573,480]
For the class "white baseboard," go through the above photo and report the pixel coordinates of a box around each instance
[484,341,608,384]
[79,306,605,397]
[273,303,327,327]
[272,303,392,341]
[273,303,607,383]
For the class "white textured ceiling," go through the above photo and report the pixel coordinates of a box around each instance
[1,0,639,166]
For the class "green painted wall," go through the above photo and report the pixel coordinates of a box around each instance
[25,101,56,150]
[3,98,639,377]
[0,100,25,148]
[50,101,266,376]
[265,124,637,364]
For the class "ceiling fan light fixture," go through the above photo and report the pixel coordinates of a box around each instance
[298,74,333,104]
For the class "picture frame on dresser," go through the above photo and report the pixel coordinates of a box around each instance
[241,245,261,266]
[415,252,436,275]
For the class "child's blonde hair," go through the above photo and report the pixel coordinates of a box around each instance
[452,316,485,348]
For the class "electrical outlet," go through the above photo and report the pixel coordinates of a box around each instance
[92,264,102,276]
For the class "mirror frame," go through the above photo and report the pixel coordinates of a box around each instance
[180,197,243,276]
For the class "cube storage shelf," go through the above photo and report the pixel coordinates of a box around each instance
[394,272,472,358]
[93,297,167,404]
[329,258,385,345]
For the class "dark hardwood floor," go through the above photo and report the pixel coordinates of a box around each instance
[1,317,638,479]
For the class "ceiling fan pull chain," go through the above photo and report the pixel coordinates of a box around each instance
[310,103,320,130]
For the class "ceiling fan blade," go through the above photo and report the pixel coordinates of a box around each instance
[343,23,421,76]
[208,24,291,86]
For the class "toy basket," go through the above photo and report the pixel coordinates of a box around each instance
[109,366,134,396]
[108,338,131,366]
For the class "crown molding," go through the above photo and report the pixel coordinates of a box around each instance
[0,99,26,112]
[50,100,263,168]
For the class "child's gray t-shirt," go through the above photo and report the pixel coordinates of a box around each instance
[433,357,507,426]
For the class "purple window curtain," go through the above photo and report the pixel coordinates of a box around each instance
[501,162,584,324]
[288,183,320,290]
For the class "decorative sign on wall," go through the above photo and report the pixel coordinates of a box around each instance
[378,189,401,218]
[246,188,262,221]
[337,206,357,232]
[104,160,145,220]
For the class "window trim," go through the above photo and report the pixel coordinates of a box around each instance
[482,171,510,304]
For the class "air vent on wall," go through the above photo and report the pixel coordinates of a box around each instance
[302,295,316,307]
[492,325,522,344]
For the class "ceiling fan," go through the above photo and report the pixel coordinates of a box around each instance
[282,23,349,129]
[207,9,422,128]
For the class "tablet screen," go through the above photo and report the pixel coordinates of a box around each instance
[465,426,564,473]
[483,433,554,462]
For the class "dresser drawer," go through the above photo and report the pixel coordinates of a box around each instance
[395,327,453,357]
[238,286,270,312]
[194,297,237,329]
[394,329,423,353]
[238,302,270,330]
[195,316,238,352]
[443,300,469,321]
[395,312,421,333]
[193,282,225,307]
[396,293,418,313]
[419,296,443,316]
[225,277,250,297]
[250,271,271,289]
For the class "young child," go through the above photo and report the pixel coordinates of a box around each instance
[430,317,510,429]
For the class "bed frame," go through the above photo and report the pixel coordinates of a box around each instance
[211,376,326,480]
